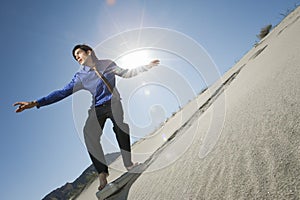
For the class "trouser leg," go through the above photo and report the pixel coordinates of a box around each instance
[84,108,108,174]
[110,100,133,168]
[113,123,133,167]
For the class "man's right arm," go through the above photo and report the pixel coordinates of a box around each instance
[13,74,82,113]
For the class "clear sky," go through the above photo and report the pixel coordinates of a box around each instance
[1,0,299,199]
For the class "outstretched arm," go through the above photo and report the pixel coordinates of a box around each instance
[113,59,160,78]
[13,74,82,113]
[13,101,38,113]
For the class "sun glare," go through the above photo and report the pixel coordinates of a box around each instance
[117,50,151,69]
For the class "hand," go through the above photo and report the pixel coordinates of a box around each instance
[147,59,160,68]
[13,101,38,113]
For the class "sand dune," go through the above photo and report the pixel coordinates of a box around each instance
[76,6,300,200]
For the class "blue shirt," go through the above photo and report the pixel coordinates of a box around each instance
[36,59,150,108]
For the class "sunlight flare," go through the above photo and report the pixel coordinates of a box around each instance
[118,50,152,69]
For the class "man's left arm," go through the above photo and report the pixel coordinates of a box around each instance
[113,60,160,78]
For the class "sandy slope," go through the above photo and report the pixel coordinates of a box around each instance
[77,6,300,200]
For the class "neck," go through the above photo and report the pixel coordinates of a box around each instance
[83,53,98,68]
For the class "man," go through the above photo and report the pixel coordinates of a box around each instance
[13,44,160,190]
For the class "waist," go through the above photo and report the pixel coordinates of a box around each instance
[95,100,111,108]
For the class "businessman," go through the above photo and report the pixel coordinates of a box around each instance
[14,44,159,190]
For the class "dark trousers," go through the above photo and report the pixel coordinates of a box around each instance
[83,99,133,174]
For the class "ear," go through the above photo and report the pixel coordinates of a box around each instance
[87,50,92,55]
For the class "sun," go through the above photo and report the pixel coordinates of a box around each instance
[117,49,151,69]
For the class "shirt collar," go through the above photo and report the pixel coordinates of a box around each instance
[82,65,92,72]
[81,60,106,73]
[82,60,102,70]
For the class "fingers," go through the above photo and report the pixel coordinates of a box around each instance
[13,102,27,113]
[149,59,160,68]
[14,105,24,113]
[13,102,23,106]
[15,107,23,113]
[152,59,160,64]
[15,105,25,113]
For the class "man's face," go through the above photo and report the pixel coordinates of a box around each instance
[74,48,90,65]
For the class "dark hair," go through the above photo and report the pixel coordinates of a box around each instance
[72,44,93,60]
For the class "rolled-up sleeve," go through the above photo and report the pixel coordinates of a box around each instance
[36,74,82,108]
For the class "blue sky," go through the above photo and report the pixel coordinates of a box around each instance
[1,0,299,199]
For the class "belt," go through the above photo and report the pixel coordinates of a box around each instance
[96,100,111,108]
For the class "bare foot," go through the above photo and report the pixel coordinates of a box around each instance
[98,172,109,190]
[126,162,139,171]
